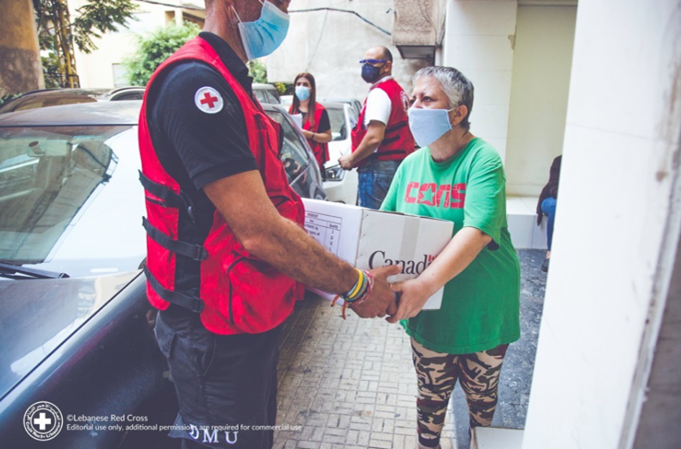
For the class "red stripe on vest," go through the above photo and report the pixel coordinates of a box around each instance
[139,36,305,335]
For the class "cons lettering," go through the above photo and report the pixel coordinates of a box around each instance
[404,182,465,208]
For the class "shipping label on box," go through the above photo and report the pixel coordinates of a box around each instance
[302,199,454,310]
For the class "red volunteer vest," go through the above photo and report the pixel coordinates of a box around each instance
[303,104,329,169]
[138,36,306,335]
[289,103,329,169]
[351,78,415,166]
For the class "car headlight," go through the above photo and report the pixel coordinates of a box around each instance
[324,165,345,182]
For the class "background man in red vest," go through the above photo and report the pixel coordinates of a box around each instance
[138,1,399,448]
[339,46,415,209]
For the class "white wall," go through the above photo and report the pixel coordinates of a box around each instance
[268,0,428,101]
[441,0,518,162]
[522,0,681,448]
[505,6,576,197]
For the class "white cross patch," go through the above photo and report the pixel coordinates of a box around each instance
[194,86,224,114]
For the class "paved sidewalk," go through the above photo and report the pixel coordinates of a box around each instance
[274,250,547,449]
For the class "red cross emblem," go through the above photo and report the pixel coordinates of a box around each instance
[195,86,223,114]
[200,92,218,108]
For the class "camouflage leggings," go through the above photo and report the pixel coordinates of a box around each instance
[411,338,509,448]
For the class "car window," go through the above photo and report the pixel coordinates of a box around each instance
[326,107,349,141]
[253,90,267,104]
[254,88,280,105]
[0,125,145,277]
[111,92,144,101]
[265,91,280,104]
[264,109,316,197]
[266,110,310,173]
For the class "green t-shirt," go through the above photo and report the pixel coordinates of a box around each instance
[381,137,520,354]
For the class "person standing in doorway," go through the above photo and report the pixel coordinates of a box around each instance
[339,46,415,209]
[536,155,561,272]
[288,72,332,171]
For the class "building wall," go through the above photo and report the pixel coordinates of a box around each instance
[0,0,43,95]
[505,6,576,197]
[522,0,681,447]
[70,1,203,88]
[268,0,428,101]
[632,222,681,448]
[440,0,518,162]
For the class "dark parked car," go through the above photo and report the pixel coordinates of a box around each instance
[0,87,146,114]
[0,100,325,448]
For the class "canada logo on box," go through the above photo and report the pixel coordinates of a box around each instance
[368,251,436,275]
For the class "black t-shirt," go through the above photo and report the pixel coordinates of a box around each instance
[311,109,331,133]
[146,32,258,307]
[147,31,257,192]
[297,107,331,133]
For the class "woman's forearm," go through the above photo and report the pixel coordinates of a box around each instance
[308,129,332,143]
[315,130,332,143]
[417,227,492,295]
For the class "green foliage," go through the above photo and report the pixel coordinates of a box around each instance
[33,0,136,54]
[72,0,138,54]
[274,82,290,95]
[33,0,136,87]
[123,22,201,86]
[247,60,267,84]
[41,53,61,89]
[0,92,23,107]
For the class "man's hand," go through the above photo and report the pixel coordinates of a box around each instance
[386,278,436,324]
[339,153,354,170]
[341,121,386,170]
[349,265,401,318]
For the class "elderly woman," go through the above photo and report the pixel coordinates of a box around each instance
[288,72,332,170]
[383,66,520,449]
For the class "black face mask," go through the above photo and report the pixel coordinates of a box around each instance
[361,63,383,83]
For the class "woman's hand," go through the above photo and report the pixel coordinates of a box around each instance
[386,278,436,323]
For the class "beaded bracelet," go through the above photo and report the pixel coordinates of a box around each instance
[331,270,374,319]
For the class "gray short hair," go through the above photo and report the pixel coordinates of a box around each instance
[414,66,474,130]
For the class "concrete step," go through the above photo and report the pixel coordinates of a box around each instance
[471,427,524,449]
[506,196,547,250]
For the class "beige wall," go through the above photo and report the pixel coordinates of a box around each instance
[440,0,519,162]
[505,6,577,196]
[0,0,43,95]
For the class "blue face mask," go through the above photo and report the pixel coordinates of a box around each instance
[361,64,382,83]
[408,107,454,148]
[235,0,290,60]
[295,86,310,101]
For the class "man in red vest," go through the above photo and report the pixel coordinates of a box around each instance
[138,1,399,448]
[339,46,415,209]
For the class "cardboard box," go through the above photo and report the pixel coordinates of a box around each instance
[302,199,454,310]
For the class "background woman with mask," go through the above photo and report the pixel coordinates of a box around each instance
[288,72,332,170]
[382,66,520,449]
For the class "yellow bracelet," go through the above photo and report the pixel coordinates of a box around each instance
[347,269,364,299]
